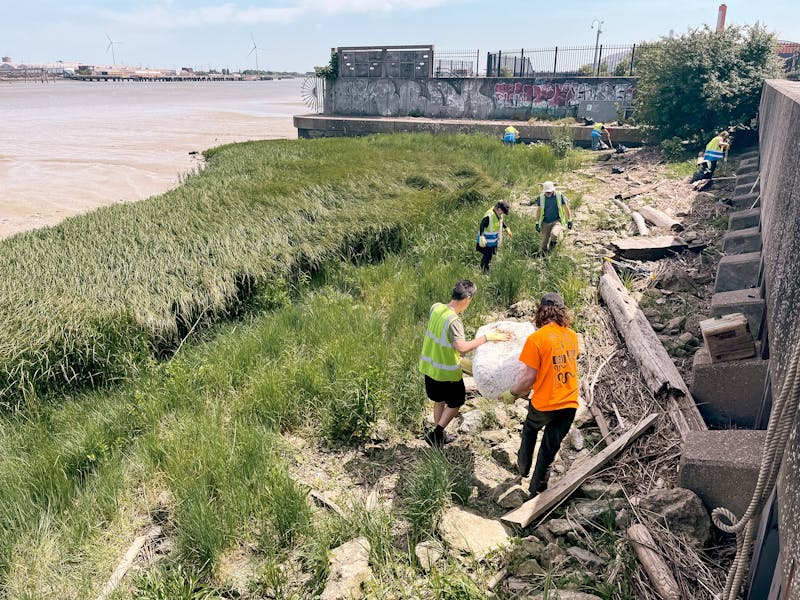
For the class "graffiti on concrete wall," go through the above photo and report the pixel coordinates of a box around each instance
[493,80,635,109]
[327,77,636,118]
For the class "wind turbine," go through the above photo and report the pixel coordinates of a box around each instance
[105,33,122,65]
[248,34,261,73]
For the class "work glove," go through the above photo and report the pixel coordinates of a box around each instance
[459,357,473,376]
[567,220,573,230]
[498,389,517,404]
[485,331,511,342]
[478,235,487,248]
[535,223,541,233]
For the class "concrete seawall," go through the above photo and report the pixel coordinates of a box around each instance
[759,79,800,599]
[293,114,645,146]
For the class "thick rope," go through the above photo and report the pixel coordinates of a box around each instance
[711,339,800,599]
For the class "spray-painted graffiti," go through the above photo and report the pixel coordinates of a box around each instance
[493,80,635,109]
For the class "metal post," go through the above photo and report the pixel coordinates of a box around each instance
[477,49,481,76]
[487,52,492,77]
[629,44,636,76]
[591,19,603,76]
[520,48,525,76]
[553,46,558,76]
[497,50,502,77]
[597,45,604,76]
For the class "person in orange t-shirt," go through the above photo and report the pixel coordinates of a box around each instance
[499,292,580,498]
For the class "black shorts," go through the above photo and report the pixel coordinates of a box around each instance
[424,375,466,409]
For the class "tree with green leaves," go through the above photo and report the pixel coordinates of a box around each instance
[634,25,784,142]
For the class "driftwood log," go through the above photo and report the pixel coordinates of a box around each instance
[638,206,684,233]
[95,526,162,600]
[598,261,706,440]
[502,413,659,528]
[612,196,648,236]
[627,524,681,600]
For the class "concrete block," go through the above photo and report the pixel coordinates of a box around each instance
[731,193,759,210]
[734,183,759,197]
[722,226,762,254]
[738,155,759,167]
[728,208,761,231]
[735,164,759,176]
[714,252,761,292]
[678,430,766,517]
[691,346,767,428]
[736,172,758,186]
[711,288,764,336]
[736,146,759,161]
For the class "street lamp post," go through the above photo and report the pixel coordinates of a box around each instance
[591,19,604,76]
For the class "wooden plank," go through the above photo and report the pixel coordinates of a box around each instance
[598,261,706,438]
[627,524,681,600]
[631,212,649,236]
[610,235,688,261]
[96,526,162,600]
[502,413,659,528]
[309,490,346,518]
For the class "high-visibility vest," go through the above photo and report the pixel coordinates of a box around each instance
[591,123,604,137]
[476,207,503,247]
[703,136,726,161]
[537,193,568,226]
[503,126,518,143]
[418,303,462,382]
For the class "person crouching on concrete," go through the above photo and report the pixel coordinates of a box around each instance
[476,200,512,273]
[499,292,580,498]
[419,280,511,448]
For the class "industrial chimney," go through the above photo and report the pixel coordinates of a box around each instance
[716,4,727,31]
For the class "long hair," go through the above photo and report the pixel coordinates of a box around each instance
[535,305,572,328]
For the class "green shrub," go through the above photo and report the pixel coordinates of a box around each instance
[132,563,220,600]
[660,136,688,162]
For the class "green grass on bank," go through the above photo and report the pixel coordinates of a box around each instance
[0,134,579,410]
[0,134,592,598]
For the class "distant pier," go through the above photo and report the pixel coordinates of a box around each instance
[65,74,273,82]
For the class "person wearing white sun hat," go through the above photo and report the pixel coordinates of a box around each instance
[534,181,572,255]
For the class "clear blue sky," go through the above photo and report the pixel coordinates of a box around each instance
[2,0,798,72]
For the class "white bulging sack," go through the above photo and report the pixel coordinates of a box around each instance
[473,320,535,400]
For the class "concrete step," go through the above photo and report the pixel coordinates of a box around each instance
[678,430,766,517]
[691,345,767,428]
[728,208,761,231]
[715,251,761,292]
[736,172,758,186]
[735,163,759,176]
[711,288,763,338]
[722,226,762,255]
[731,192,759,210]
[735,183,759,197]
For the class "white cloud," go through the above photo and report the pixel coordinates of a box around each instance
[99,0,458,28]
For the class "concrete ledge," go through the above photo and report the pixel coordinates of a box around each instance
[732,192,760,210]
[711,288,764,336]
[678,430,766,517]
[691,346,767,428]
[293,114,647,145]
[728,208,761,231]
[736,172,758,186]
[735,183,759,197]
[736,164,759,176]
[722,226,762,254]
[739,155,759,167]
[714,251,761,292]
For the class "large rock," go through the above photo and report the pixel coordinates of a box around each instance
[473,320,536,400]
[438,506,511,559]
[414,540,443,572]
[320,537,372,600]
[458,410,485,434]
[638,488,711,547]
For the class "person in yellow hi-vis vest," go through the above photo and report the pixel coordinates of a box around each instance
[534,181,572,255]
[503,125,519,145]
[476,200,512,273]
[703,130,730,175]
[419,280,511,447]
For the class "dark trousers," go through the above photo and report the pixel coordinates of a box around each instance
[476,244,498,273]
[517,404,577,495]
